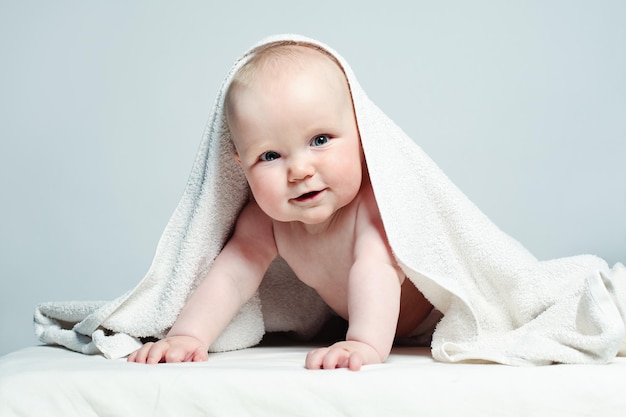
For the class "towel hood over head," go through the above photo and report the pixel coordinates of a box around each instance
[35,34,626,365]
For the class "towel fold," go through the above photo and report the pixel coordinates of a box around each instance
[34,34,626,364]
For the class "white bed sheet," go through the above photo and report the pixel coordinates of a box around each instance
[1,342,624,417]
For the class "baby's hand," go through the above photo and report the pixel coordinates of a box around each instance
[305,340,383,371]
[127,335,209,364]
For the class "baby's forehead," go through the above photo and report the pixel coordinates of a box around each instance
[224,43,352,128]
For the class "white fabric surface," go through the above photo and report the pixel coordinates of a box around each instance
[2,344,625,417]
[34,33,626,365]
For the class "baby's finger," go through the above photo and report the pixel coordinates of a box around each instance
[347,352,364,371]
[305,347,328,369]
[164,345,187,363]
[127,350,138,362]
[128,342,154,363]
[146,342,169,364]
[191,347,209,362]
[322,347,349,369]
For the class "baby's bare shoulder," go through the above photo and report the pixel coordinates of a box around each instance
[232,199,275,247]
[354,181,383,227]
[353,182,394,260]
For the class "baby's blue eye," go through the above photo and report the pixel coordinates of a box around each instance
[312,135,330,147]
[260,151,280,162]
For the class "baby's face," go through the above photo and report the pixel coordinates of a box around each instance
[227,50,363,226]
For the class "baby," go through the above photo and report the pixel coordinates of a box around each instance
[128,44,434,370]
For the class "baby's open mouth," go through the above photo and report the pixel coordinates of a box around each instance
[295,190,322,201]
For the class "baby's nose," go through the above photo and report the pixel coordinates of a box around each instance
[288,155,315,182]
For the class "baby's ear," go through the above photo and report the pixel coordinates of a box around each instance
[234,152,242,166]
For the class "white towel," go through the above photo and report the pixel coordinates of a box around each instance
[34,34,626,364]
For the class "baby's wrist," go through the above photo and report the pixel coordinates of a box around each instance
[166,332,208,347]
[345,333,388,362]
[341,339,384,363]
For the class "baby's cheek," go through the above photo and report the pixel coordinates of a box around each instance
[249,183,285,219]
[338,160,363,189]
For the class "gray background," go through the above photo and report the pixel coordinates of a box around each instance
[1,1,624,357]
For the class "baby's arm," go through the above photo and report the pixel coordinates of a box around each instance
[306,197,402,371]
[128,201,277,364]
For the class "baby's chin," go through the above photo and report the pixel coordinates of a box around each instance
[259,200,348,228]
[265,209,333,227]
[294,211,348,233]
[280,214,333,226]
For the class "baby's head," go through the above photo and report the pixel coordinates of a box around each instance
[225,43,356,146]
[225,43,364,225]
